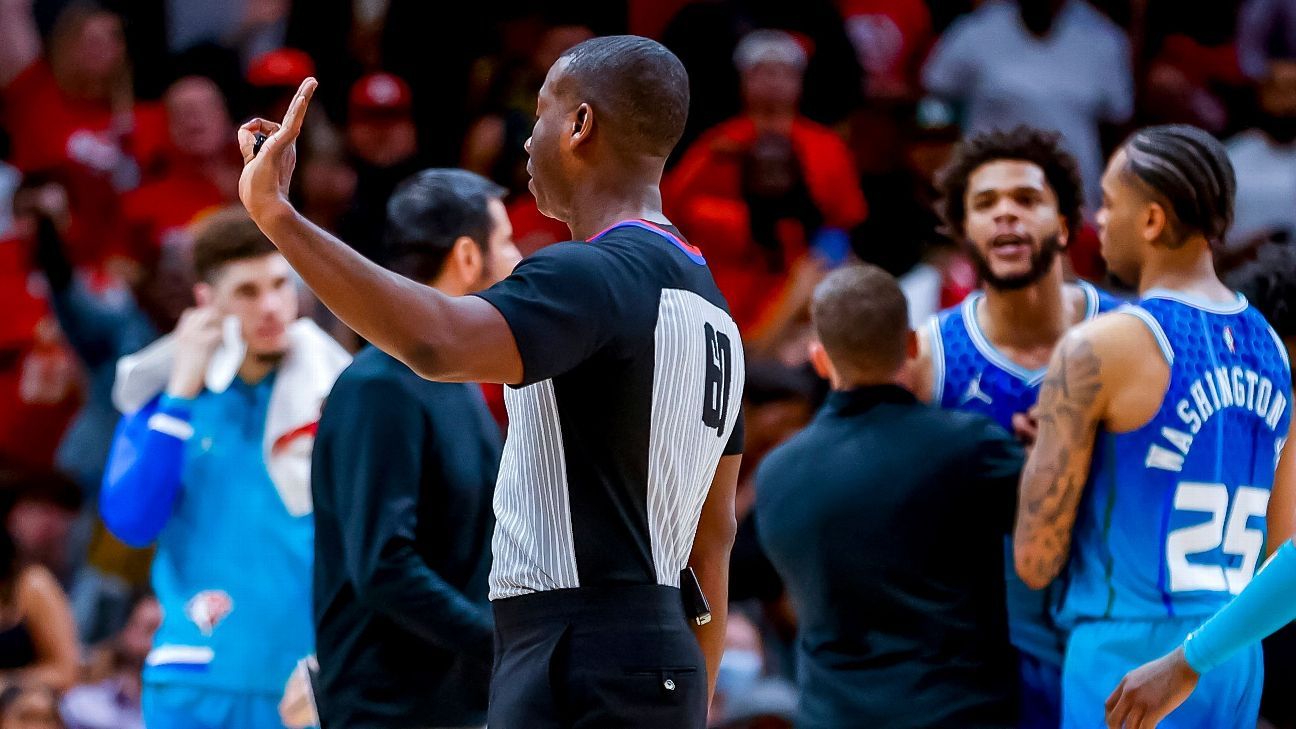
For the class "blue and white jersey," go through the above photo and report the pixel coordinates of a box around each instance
[102,375,315,696]
[927,280,1122,666]
[1059,290,1292,627]
[929,281,1123,431]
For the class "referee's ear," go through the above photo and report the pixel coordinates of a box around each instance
[570,103,594,149]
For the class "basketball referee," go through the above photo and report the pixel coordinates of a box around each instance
[236,36,746,729]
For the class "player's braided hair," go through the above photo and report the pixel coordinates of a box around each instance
[1119,124,1236,248]
[936,126,1084,242]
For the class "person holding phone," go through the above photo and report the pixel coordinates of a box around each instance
[99,210,350,729]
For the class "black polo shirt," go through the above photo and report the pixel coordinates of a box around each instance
[311,347,500,728]
[474,220,745,600]
[756,385,1023,729]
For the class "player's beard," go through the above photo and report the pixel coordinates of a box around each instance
[967,232,1064,291]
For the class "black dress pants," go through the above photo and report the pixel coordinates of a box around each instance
[488,584,708,728]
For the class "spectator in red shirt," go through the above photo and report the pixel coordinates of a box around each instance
[0,181,82,471]
[121,76,240,272]
[665,29,867,342]
[337,73,424,261]
[0,0,167,267]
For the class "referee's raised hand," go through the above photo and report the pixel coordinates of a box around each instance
[238,77,316,223]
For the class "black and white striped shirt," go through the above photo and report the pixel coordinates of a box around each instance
[475,220,745,601]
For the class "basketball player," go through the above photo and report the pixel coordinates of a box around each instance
[912,126,1122,727]
[237,37,745,729]
[1103,240,1296,728]
[1014,124,1293,729]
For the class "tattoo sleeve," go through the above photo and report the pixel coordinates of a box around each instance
[1014,333,1105,589]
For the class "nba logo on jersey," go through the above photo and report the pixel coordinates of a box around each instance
[186,590,234,636]
[1223,326,1236,353]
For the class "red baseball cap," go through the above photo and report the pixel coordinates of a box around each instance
[349,72,413,120]
[247,49,316,88]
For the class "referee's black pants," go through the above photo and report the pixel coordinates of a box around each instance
[488,584,707,728]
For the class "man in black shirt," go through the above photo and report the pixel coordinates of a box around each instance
[309,169,520,729]
[238,36,744,729]
[756,264,1023,729]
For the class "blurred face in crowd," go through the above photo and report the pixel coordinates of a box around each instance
[1258,61,1296,144]
[0,685,61,729]
[347,115,418,168]
[166,77,233,158]
[51,8,127,90]
[300,154,358,221]
[741,61,804,117]
[5,501,76,574]
[195,254,298,357]
[961,160,1067,290]
[718,613,764,698]
[117,596,162,670]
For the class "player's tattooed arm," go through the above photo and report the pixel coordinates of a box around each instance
[1014,329,1106,590]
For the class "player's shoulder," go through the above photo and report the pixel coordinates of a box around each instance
[1056,308,1163,373]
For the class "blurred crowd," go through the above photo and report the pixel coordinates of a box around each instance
[0,0,1294,727]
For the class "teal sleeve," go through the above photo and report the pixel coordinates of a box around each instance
[1183,540,1296,674]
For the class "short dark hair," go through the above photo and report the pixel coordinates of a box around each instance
[1227,244,1296,339]
[812,264,910,374]
[382,169,506,282]
[557,35,690,158]
[936,126,1085,242]
[1119,124,1236,246]
[192,209,278,282]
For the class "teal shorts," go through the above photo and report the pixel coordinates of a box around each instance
[143,684,302,729]
[1062,618,1262,729]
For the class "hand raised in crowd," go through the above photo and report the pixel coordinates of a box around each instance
[237,77,317,223]
[1104,646,1199,729]
[166,307,224,399]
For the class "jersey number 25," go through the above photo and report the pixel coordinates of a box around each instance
[1167,482,1269,595]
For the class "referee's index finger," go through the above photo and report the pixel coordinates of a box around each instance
[279,77,318,142]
